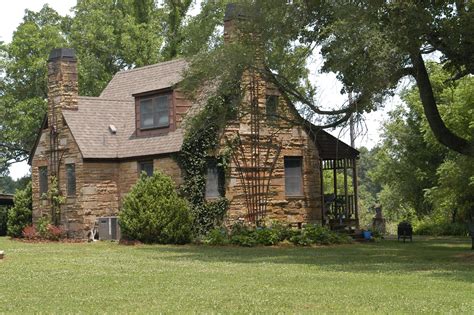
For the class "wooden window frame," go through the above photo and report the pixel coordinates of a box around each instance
[134,89,175,137]
[284,156,304,197]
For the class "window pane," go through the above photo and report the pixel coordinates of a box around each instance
[155,111,169,127]
[266,95,278,120]
[140,99,154,128]
[141,99,153,113]
[155,96,168,111]
[66,164,76,196]
[39,166,48,195]
[206,159,224,198]
[284,157,302,196]
[154,96,169,127]
[139,161,153,177]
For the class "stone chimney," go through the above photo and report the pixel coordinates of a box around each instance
[47,48,78,129]
[223,3,249,43]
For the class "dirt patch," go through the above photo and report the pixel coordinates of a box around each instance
[454,252,474,262]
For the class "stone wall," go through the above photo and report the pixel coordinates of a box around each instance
[221,71,322,225]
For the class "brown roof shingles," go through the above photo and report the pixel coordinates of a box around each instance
[63,58,188,160]
[100,59,188,100]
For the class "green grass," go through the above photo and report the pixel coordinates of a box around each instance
[0,237,473,314]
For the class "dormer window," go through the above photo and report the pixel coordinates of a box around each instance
[140,95,170,129]
[135,90,175,137]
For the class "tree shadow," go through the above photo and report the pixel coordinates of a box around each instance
[134,238,474,283]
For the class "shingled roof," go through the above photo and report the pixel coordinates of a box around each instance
[100,59,188,100]
[63,97,184,159]
[63,59,188,159]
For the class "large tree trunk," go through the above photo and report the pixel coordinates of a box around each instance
[411,52,474,156]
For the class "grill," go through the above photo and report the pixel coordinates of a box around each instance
[397,221,413,242]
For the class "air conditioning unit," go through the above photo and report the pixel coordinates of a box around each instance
[98,216,120,241]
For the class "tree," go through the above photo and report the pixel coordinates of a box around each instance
[0,1,206,173]
[0,6,67,175]
[183,1,473,155]
[372,63,473,222]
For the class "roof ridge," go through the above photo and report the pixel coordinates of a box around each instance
[78,96,131,103]
[115,58,187,75]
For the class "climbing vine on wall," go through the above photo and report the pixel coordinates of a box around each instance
[179,94,238,235]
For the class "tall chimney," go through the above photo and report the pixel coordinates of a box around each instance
[47,48,78,128]
[223,3,248,43]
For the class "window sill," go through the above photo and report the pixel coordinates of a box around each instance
[140,125,170,131]
[285,195,305,200]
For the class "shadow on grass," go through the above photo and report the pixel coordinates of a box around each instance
[135,238,474,283]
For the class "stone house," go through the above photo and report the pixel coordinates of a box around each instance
[29,8,359,238]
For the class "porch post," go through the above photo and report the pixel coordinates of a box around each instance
[353,158,359,228]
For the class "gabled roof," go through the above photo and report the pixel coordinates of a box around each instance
[100,59,188,100]
[63,97,183,159]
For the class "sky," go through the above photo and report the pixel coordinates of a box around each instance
[1,0,399,180]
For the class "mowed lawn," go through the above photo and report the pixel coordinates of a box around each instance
[0,237,473,314]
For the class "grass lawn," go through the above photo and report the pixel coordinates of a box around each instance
[0,236,473,314]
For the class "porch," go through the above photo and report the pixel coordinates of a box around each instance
[312,130,360,231]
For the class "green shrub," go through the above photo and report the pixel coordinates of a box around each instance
[230,234,258,247]
[414,220,468,236]
[7,183,32,237]
[289,232,312,246]
[270,221,293,242]
[119,172,193,244]
[255,228,280,246]
[33,217,64,241]
[204,227,229,245]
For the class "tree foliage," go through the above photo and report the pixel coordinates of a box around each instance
[0,0,200,174]
[372,63,473,223]
[183,1,473,155]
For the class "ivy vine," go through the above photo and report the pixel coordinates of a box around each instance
[179,94,237,235]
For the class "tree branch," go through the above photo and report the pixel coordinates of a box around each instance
[410,52,474,156]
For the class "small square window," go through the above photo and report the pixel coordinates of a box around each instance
[139,161,154,177]
[284,156,303,196]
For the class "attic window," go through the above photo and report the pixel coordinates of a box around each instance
[266,95,278,121]
[139,95,170,129]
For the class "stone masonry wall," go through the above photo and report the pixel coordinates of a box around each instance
[221,71,322,225]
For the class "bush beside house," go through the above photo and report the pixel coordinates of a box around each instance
[119,171,193,244]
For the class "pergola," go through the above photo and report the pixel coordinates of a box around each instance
[313,130,360,231]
